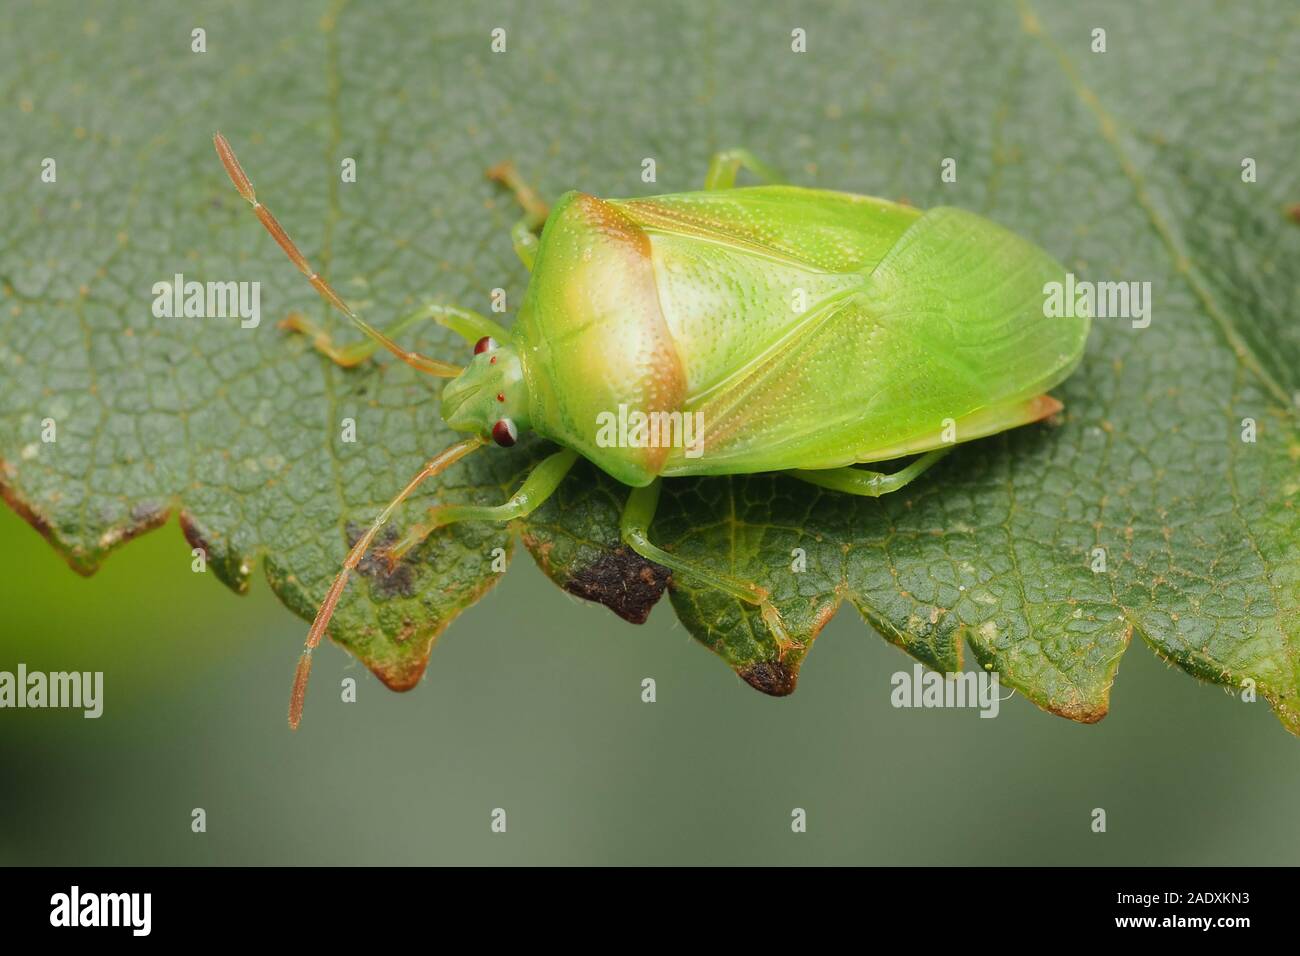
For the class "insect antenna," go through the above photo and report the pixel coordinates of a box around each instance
[213,132,462,378]
[288,435,487,730]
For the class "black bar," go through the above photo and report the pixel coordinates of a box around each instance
[0,867,1281,940]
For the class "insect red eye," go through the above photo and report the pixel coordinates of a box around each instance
[496,392,505,402]
[492,419,517,447]
[474,336,498,355]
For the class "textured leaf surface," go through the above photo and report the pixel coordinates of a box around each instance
[1,0,1297,732]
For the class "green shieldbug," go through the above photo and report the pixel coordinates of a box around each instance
[213,136,1090,728]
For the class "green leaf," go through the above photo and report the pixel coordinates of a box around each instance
[2,0,1297,734]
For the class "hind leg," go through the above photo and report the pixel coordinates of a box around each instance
[619,480,797,655]
[788,393,1064,495]
[788,448,952,497]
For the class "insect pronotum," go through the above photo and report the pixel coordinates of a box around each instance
[213,134,1090,729]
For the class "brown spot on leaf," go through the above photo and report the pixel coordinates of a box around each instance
[563,545,670,624]
[738,659,799,697]
[349,522,417,599]
[353,543,514,692]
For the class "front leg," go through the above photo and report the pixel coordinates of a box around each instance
[379,448,579,567]
[282,303,509,368]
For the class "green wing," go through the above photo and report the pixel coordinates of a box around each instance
[618,186,921,273]
[616,187,920,403]
[659,206,1088,476]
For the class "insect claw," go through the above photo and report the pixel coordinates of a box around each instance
[775,638,806,660]
[484,160,516,184]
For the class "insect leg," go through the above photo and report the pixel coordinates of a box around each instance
[282,304,511,368]
[288,436,487,730]
[378,448,579,567]
[427,304,512,346]
[213,132,461,377]
[486,161,549,271]
[507,221,542,271]
[620,480,798,654]
[787,448,953,497]
[703,148,785,190]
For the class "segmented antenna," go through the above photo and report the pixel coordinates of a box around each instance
[213,132,462,377]
[287,436,486,730]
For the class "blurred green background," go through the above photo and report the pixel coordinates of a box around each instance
[2,503,1297,865]
[2,0,1298,865]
